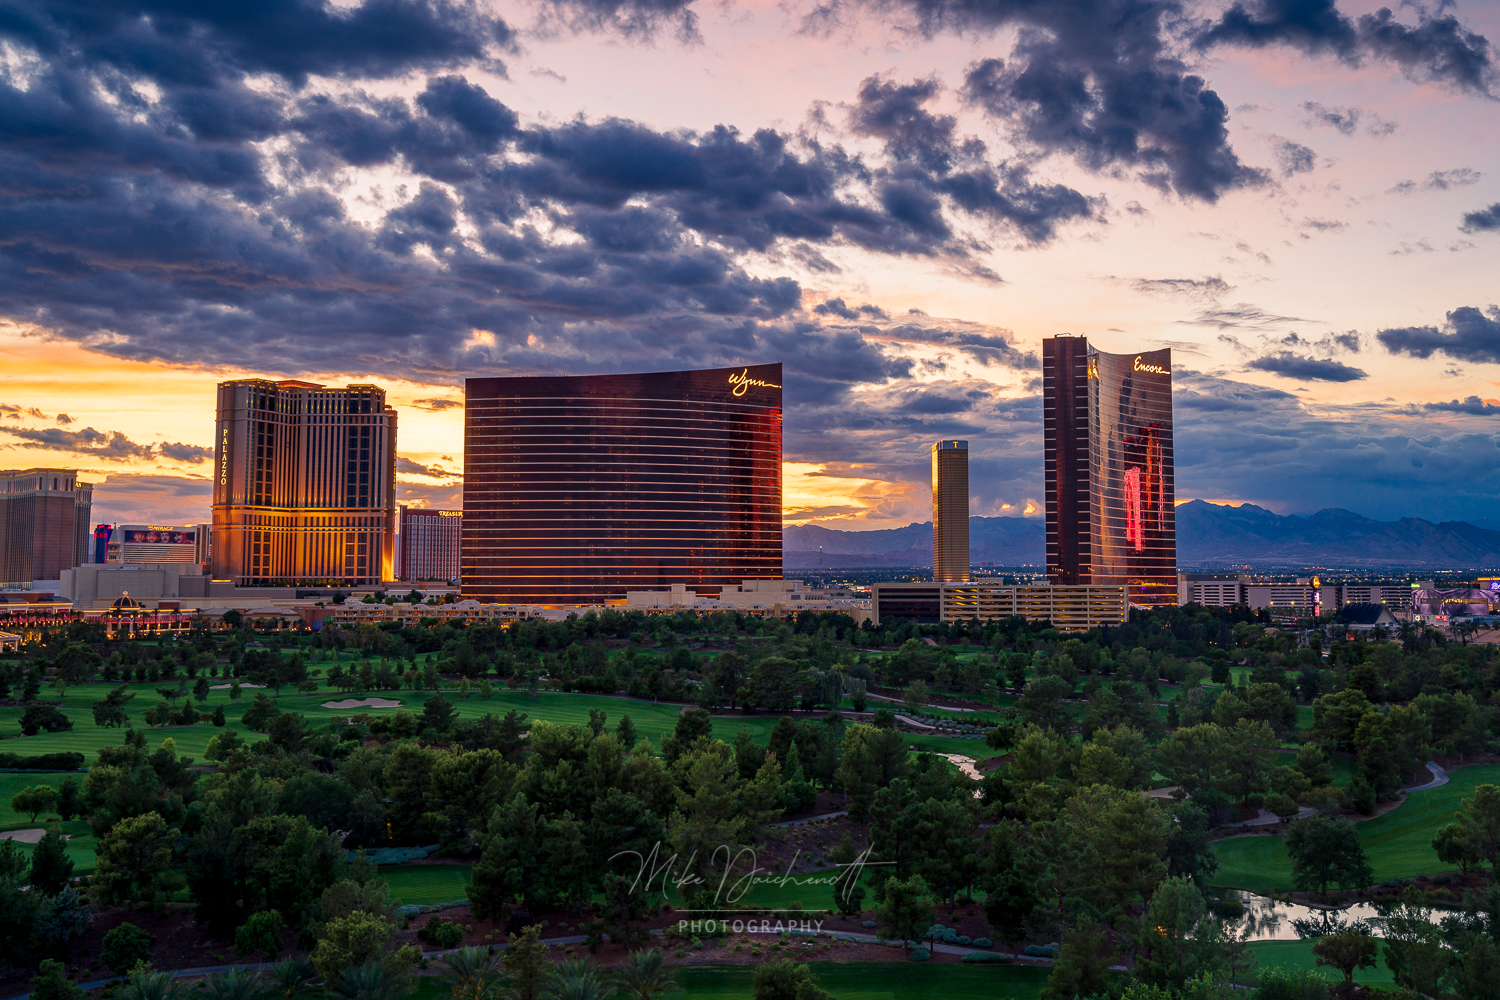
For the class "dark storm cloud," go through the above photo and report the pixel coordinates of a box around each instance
[538,0,700,40]
[1460,203,1500,233]
[0,6,1108,403]
[1245,352,1367,381]
[1377,306,1500,363]
[827,0,1270,201]
[1420,397,1500,416]
[411,398,464,411]
[814,298,887,320]
[0,425,156,460]
[1198,0,1496,96]
[157,442,213,463]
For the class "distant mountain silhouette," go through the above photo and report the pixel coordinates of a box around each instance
[783,501,1500,569]
[1174,499,1500,567]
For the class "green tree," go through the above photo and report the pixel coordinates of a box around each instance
[1285,814,1372,897]
[442,946,510,1000]
[1382,886,1449,996]
[1156,723,1227,795]
[21,704,73,735]
[609,947,677,1000]
[329,961,412,1000]
[92,684,136,727]
[30,959,83,1000]
[30,824,74,894]
[1076,725,1153,790]
[102,921,154,974]
[92,811,184,909]
[502,924,551,1000]
[1312,930,1377,983]
[1433,822,1481,874]
[311,911,417,980]
[1043,913,1112,999]
[56,775,82,821]
[661,707,713,764]
[876,874,935,954]
[751,961,832,1000]
[1018,675,1073,728]
[541,957,610,1000]
[615,715,639,751]
[11,784,58,822]
[200,968,269,1000]
[236,908,287,960]
[1066,783,1170,907]
[1456,783,1500,872]
[835,724,910,820]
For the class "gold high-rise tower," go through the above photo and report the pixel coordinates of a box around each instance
[932,440,969,582]
[212,379,396,587]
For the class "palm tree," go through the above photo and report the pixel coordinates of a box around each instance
[541,958,611,1000]
[201,969,268,1000]
[610,948,680,1000]
[442,945,511,1000]
[329,962,412,1000]
[265,959,318,1000]
[119,972,188,1000]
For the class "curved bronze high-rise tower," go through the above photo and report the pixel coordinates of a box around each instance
[1043,338,1176,607]
[462,364,782,605]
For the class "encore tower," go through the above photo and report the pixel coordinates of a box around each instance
[212,380,397,587]
[1043,336,1176,606]
[931,440,970,582]
[463,364,782,605]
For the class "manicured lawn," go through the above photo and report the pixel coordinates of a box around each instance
[1249,939,1394,984]
[674,962,1050,999]
[380,864,474,905]
[1212,764,1500,893]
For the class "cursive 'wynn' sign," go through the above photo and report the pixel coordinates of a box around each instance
[728,368,782,396]
[1133,356,1169,375]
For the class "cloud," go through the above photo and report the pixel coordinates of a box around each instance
[1423,168,1482,191]
[1301,218,1347,233]
[411,398,465,411]
[396,456,458,477]
[1245,352,1368,381]
[947,0,1269,202]
[1274,138,1317,175]
[1460,203,1500,234]
[90,473,214,527]
[1185,304,1311,330]
[814,298,888,320]
[0,404,46,420]
[1300,101,1360,134]
[0,425,156,460]
[1130,276,1234,300]
[55,413,74,425]
[1419,396,1500,416]
[1199,1,1496,96]
[157,442,213,463]
[1377,306,1500,363]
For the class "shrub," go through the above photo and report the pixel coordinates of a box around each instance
[962,952,1011,964]
[417,919,466,949]
[1256,966,1331,1000]
[235,909,286,960]
[908,947,930,962]
[1024,944,1059,958]
[102,922,154,974]
[974,937,993,948]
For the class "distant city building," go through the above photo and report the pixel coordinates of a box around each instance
[0,469,92,589]
[463,364,782,605]
[91,523,113,564]
[872,580,1127,630]
[398,506,461,582]
[931,440,970,582]
[1044,336,1177,606]
[106,525,200,565]
[624,579,865,618]
[1178,573,1249,607]
[212,379,397,587]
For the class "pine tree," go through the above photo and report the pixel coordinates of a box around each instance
[29,826,73,895]
[615,714,638,750]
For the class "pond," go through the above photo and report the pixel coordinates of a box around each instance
[1225,891,1442,941]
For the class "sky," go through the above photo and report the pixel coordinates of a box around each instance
[1,0,1499,532]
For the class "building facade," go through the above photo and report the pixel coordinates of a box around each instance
[872,580,1126,630]
[1178,573,1250,607]
[398,506,461,583]
[1044,337,1177,606]
[0,469,92,588]
[105,525,200,565]
[463,364,783,605]
[212,380,397,587]
[932,440,970,582]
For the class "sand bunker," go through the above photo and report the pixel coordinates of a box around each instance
[0,829,69,844]
[209,682,265,689]
[321,697,402,710]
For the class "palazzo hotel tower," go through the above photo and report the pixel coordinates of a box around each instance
[212,380,397,587]
[1043,336,1177,607]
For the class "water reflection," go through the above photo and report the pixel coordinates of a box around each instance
[1227,891,1393,941]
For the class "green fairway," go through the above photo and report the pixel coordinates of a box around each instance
[1248,939,1394,985]
[674,962,1049,999]
[380,864,474,905]
[0,771,78,825]
[1212,764,1500,893]
[0,681,799,762]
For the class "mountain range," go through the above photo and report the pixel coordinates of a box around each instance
[784,500,1500,569]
